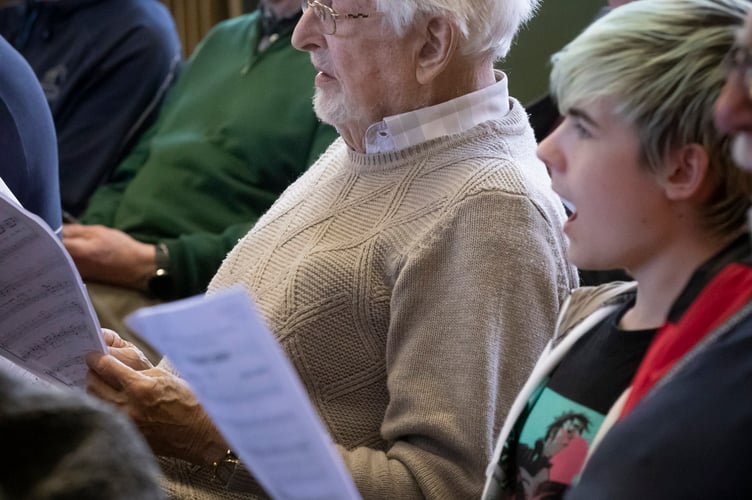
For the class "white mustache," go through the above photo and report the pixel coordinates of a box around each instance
[310,57,332,74]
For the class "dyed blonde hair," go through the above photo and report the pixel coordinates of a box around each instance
[551,0,752,236]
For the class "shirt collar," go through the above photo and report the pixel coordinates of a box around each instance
[364,70,511,154]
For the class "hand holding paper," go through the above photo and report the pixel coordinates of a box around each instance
[124,287,361,500]
[86,337,226,467]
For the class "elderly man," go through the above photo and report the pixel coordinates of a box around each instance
[563,3,752,499]
[87,0,576,498]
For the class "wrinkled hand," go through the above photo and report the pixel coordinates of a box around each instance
[101,328,154,371]
[63,224,156,290]
[86,346,227,466]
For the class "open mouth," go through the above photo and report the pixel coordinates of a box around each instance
[560,197,577,220]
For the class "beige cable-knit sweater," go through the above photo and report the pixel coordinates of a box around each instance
[161,99,577,499]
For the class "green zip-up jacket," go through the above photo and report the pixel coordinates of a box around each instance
[81,11,338,299]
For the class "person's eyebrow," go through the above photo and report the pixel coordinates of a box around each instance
[568,107,600,129]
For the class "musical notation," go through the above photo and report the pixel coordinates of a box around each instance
[0,192,105,388]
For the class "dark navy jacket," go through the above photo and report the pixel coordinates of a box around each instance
[0,35,61,232]
[0,0,181,216]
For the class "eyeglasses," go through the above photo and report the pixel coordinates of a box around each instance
[723,44,752,97]
[301,0,381,36]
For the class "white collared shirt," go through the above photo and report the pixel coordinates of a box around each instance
[364,70,511,154]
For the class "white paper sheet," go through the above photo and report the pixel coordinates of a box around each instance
[126,287,361,500]
[0,191,105,388]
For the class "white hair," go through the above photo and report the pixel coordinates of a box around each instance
[373,0,540,61]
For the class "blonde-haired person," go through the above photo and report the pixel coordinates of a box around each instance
[570,3,752,498]
[483,0,752,498]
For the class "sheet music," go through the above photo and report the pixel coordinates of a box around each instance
[126,287,362,500]
[0,191,105,388]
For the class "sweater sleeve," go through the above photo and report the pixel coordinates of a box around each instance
[339,191,568,498]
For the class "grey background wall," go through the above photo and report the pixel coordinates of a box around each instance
[502,0,607,105]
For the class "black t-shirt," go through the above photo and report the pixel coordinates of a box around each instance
[498,300,656,500]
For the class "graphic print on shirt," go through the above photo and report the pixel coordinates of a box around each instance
[502,385,604,500]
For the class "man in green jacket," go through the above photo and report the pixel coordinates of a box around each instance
[63,0,337,357]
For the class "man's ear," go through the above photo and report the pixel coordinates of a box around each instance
[661,143,711,201]
[416,16,458,85]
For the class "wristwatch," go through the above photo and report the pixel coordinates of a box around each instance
[212,449,240,487]
[147,242,171,297]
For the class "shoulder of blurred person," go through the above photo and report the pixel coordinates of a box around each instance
[0,368,164,499]
[0,35,61,233]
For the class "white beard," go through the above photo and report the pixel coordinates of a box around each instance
[732,133,752,171]
[313,87,351,127]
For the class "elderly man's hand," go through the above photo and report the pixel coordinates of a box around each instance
[86,343,228,466]
[101,328,154,371]
[63,224,157,290]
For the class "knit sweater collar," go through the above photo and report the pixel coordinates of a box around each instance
[346,97,530,173]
